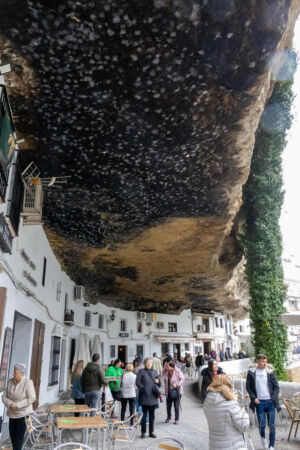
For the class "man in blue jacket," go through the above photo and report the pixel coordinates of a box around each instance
[246,354,280,450]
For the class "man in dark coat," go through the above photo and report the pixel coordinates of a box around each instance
[136,357,161,439]
[246,354,280,450]
[195,352,205,378]
[201,359,224,400]
[82,353,107,415]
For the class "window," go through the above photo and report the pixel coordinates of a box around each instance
[120,319,127,332]
[56,282,62,302]
[203,318,210,333]
[215,318,219,328]
[136,345,144,356]
[64,293,68,312]
[137,321,142,333]
[194,345,202,354]
[110,345,116,358]
[85,311,91,327]
[161,343,169,355]
[185,343,190,351]
[239,325,244,333]
[42,257,47,286]
[220,319,223,328]
[98,314,104,329]
[168,322,177,332]
[48,336,61,385]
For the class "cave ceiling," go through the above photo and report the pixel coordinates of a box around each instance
[0,0,299,316]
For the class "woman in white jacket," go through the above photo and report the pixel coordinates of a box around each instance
[121,363,136,425]
[203,375,249,450]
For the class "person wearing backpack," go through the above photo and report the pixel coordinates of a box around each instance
[163,361,184,424]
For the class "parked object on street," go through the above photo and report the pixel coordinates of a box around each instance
[2,363,36,450]
[203,374,249,450]
[201,360,225,400]
[136,357,161,438]
[246,354,280,450]
[107,412,142,449]
[283,398,300,441]
[163,361,184,424]
[121,363,136,425]
[82,353,107,416]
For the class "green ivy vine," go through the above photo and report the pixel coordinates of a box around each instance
[242,51,297,380]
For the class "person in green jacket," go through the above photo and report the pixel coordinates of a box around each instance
[105,359,124,418]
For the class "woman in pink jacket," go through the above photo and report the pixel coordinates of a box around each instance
[163,361,184,424]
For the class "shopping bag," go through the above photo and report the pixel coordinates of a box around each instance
[104,385,114,403]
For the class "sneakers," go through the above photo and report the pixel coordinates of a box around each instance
[261,437,268,449]
[269,447,274,450]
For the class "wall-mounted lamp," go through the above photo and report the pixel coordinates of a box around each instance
[109,310,116,322]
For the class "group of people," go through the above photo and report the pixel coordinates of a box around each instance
[202,354,280,450]
[2,352,281,450]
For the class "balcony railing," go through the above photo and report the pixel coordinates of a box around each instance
[64,310,74,326]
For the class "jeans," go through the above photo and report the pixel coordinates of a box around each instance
[141,405,156,435]
[9,417,26,450]
[166,395,180,420]
[256,400,276,447]
[84,390,100,416]
[121,397,136,424]
[74,397,85,417]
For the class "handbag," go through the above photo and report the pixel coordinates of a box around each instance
[169,388,179,401]
[146,370,161,398]
[113,390,122,401]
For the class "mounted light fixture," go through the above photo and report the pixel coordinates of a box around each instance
[108,310,116,322]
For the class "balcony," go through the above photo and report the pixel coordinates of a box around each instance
[64,310,74,326]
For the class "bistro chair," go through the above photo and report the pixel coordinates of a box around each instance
[54,443,92,450]
[23,414,55,449]
[107,413,142,449]
[146,438,185,450]
[283,398,300,441]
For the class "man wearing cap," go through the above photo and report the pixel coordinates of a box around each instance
[2,363,36,450]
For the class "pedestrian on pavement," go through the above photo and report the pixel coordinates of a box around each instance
[204,374,249,450]
[184,353,194,379]
[201,359,225,400]
[121,364,136,425]
[219,350,225,362]
[195,352,205,378]
[82,353,107,416]
[133,355,144,414]
[210,349,217,360]
[136,357,161,439]
[2,363,36,450]
[105,358,124,417]
[152,353,162,375]
[71,360,85,417]
[246,354,281,450]
[163,361,184,424]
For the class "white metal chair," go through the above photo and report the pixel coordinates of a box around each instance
[146,438,185,449]
[22,414,55,449]
[107,413,142,449]
[54,443,92,450]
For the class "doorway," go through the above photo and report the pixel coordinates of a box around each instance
[9,312,32,378]
[203,341,211,356]
[30,320,45,409]
[118,345,127,364]
[59,339,67,391]
[173,344,181,359]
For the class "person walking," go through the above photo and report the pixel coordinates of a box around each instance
[201,359,225,400]
[203,374,249,450]
[136,357,161,439]
[120,364,136,425]
[210,349,217,360]
[195,352,205,378]
[246,354,280,450]
[163,361,184,424]
[71,360,85,417]
[2,363,36,450]
[82,353,107,416]
[152,353,162,375]
[105,358,124,417]
[184,353,194,380]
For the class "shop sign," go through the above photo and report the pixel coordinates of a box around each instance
[119,332,129,337]
[0,212,13,253]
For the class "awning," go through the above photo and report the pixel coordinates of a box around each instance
[280,313,300,326]
[155,335,195,344]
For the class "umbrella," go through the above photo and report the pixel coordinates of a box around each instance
[72,332,86,369]
[83,333,91,365]
[280,313,300,326]
[91,335,102,361]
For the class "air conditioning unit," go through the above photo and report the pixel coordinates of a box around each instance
[74,285,85,301]
[197,324,206,332]
[137,312,147,320]
[157,322,165,329]
[146,313,155,323]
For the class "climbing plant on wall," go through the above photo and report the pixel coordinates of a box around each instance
[242,51,297,380]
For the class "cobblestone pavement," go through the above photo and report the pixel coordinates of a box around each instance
[0,378,299,449]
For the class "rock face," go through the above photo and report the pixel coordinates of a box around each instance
[0,1,299,315]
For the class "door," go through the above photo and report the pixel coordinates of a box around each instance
[0,287,7,340]
[59,339,67,391]
[118,345,126,364]
[30,320,45,409]
[204,341,211,356]
[173,344,181,359]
